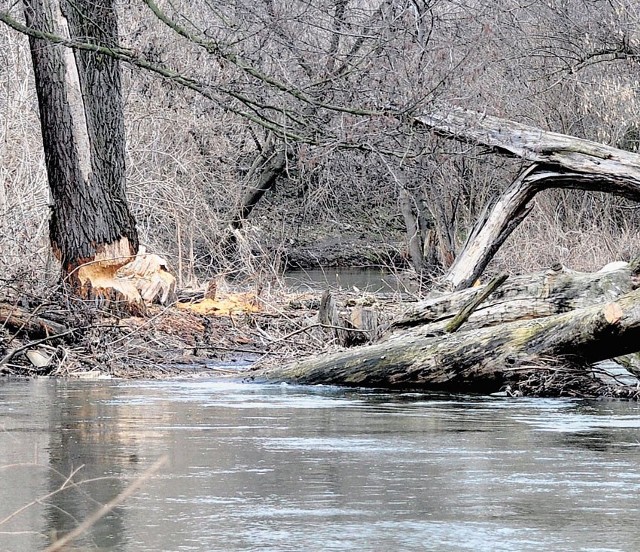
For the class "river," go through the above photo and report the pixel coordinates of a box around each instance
[1,378,640,551]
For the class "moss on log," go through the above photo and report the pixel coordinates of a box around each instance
[253,287,640,393]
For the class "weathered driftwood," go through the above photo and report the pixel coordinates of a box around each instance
[443,274,508,333]
[414,105,640,290]
[0,303,68,337]
[253,108,640,395]
[252,261,640,394]
[390,259,639,335]
[254,286,640,393]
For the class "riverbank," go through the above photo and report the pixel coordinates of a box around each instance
[2,270,639,400]
[0,280,402,380]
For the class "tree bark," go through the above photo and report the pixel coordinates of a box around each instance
[252,261,640,394]
[413,105,640,290]
[254,287,640,393]
[231,145,288,230]
[391,259,640,333]
[399,187,427,273]
[24,0,140,301]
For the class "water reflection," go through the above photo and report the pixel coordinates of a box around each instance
[1,379,640,551]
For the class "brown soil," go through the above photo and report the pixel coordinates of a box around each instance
[0,283,399,380]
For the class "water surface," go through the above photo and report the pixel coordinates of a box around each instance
[1,378,640,551]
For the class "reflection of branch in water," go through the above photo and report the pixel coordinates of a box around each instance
[45,456,168,552]
[0,464,86,527]
[0,461,122,529]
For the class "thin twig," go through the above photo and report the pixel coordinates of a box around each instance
[0,465,85,527]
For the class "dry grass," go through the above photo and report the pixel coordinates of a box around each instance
[493,191,640,275]
[0,4,638,296]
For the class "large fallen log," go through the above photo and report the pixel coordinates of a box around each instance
[253,286,640,394]
[252,260,640,395]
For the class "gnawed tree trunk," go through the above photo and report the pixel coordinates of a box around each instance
[413,105,640,291]
[24,0,174,309]
[253,261,640,394]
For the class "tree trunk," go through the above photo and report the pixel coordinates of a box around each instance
[254,287,640,394]
[24,0,173,309]
[252,261,640,394]
[222,142,287,266]
[399,187,428,274]
[413,106,640,290]
[230,145,288,230]
[390,259,639,332]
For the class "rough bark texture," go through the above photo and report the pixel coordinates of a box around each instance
[414,106,640,290]
[0,303,68,337]
[24,0,138,276]
[231,146,287,230]
[254,261,640,394]
[390,260,639,334]
[254,287,640,393]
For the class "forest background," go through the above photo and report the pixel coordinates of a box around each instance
[1,0,639,295]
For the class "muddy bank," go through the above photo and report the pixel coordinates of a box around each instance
[0,283,398,380]
[2,272,639,400]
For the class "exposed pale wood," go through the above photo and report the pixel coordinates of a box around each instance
[78,272,144,315]
[254,287,640,392]
[76,249,176,314]
[350,306,378,342]
[116,249,177,305]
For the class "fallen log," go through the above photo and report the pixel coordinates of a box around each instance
[390,258,640,334]
[255,106,640,396]
[253,286,640,394]
[0,302,69,337]
[252,260,640,395]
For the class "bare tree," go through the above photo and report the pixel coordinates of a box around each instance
[23,0,139,293]
[2,0,639,288]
